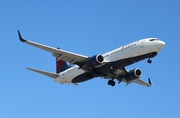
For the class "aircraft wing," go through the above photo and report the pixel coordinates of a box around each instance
[104,68,152,87]
[18,30,88,66]
[26,67,59,79]
[133,78,152,87]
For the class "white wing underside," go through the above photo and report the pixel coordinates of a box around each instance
[24,40,88,64]
[18,30,88,65]
[133,78,151,87]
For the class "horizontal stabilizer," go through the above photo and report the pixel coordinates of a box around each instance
[26,67,59,79]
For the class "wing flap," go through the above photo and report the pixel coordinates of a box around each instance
[26,67,59,79]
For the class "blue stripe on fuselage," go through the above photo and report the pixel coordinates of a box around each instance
[71,52,157,83]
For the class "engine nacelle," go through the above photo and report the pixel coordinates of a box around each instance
[126,68,142,80]
[86,54,104,67]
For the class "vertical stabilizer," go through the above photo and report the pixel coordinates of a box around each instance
[56,59,70,74]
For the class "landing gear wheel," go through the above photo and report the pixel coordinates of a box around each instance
[108,80,111,85]
[147,59,152,64]
[111,81,115,86]
[108,80,115,86]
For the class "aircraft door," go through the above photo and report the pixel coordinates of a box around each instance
[140,41,144,48]
[59,73,66,83]
[138,41,144,55]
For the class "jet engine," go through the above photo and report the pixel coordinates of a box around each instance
[86,54,104,67]
[125,68,142,80]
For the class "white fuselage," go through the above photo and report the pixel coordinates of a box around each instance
[54,38,165,84]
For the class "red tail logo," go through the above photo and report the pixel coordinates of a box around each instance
[56,58,70,74]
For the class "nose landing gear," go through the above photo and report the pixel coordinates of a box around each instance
[147,58,152,64]
[147,52,158,64]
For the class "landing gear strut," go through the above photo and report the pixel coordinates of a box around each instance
[147,53,155,64]
[108,80,115,86]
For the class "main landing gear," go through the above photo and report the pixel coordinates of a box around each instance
[108,80,115,86]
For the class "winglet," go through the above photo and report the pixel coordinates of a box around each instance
[148,78,152,86]
[18,30,26,42]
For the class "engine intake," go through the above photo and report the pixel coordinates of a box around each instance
[126,68,142,80]
[86,54,104,67]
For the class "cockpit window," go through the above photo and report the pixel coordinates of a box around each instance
[150,39,159,41]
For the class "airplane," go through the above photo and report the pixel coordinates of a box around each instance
[18,30,165,87]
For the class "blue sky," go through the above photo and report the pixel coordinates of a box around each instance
[0,0,179,118]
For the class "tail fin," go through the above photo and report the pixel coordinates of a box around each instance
[56,58,70,73]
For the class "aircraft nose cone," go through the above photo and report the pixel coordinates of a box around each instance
[157,40,165,49]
